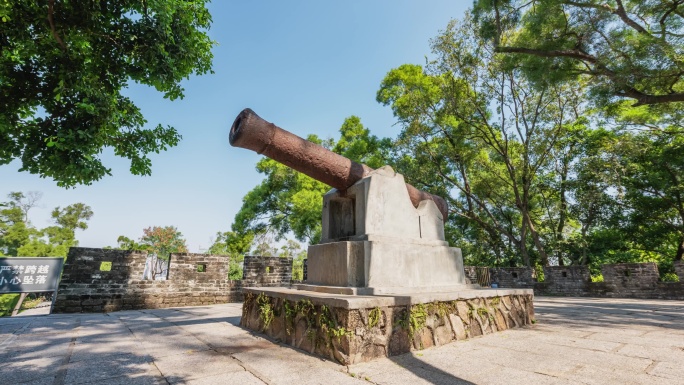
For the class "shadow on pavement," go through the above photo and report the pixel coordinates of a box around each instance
[0,306,249,384]
[535,297,684,331]
[388,353,477,385]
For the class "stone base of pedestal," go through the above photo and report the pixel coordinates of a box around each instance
[240,287,535,365]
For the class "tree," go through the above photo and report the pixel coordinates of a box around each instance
[0,192,37,256]
[473,0,684,107]
[19,203,93,257]
[0,1,215,187]
[619,130,684,262]
[139,226,188,260]
[279,239,303,259]
[564,128,624,268]
[114,235,149,252]
[207,231,253,280]
[377,16,589,267]
[233,151,330,245]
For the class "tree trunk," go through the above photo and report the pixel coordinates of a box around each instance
[557,174,568,266]
[526,213,550,266]
[676,238,684,261]
[580,225,589,265]
[520,220,530,267]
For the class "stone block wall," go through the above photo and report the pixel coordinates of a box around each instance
[54,248,245,313]
[168,253,229,283]
[536,266,591,296]
[490,267,536,288]
[601,263,660,286]
[471,262,684,300]
[242,255,292,288]
[594,263,676,299]
[463,266,478,285]
[675,261,684,279]
[303,258,308,281]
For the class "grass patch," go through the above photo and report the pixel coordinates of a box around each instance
[0,294,20,317]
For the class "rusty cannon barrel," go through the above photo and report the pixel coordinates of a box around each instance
[229,108,448,220]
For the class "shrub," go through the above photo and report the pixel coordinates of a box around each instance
[661,273,679,282]
[591,274,604,283]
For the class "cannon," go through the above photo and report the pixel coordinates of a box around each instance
[229,108,448,221]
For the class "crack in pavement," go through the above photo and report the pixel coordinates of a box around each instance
[52,318,80,385]
[135,308,273,385]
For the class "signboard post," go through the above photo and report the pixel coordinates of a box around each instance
[0,257,65,315]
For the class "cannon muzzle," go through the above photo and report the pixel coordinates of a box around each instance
[230,108,448,220]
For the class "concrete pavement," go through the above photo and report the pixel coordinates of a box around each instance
[0,297,682,384]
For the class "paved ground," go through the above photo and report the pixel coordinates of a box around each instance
[0,297,683,385]
[15,301,53,317]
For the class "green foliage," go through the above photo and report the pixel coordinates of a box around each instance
[618,130,684,264]
[283,300,297,335]
[368,307,382,329]
[1,0,215,187]
[296,299,315,325]
[138,226,188,260]
[233,153,329,245]
[378,16,588,268]
[327,326,351,342]
[292,252,306,281]
[0,191,92,257]
[207,231,252,280]
[115,236,149,252]
[591,274,604,283]
[99,261,112,272]
[661,273,680,283]
[534,265,545,283]
[426,301,451,319]
[278,298,351,347]
[0,294,20,317]
[256,293,274,328]
[372,12,684,273]
[0,192,36,256]
[408,304,428,338]
[473,0,684,107]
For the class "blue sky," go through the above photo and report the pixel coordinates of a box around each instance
[1,1,470,252]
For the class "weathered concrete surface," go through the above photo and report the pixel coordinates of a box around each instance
[310,167,465,292]
[1,297,683,384]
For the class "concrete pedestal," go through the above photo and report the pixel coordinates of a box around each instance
[306,240,468,293]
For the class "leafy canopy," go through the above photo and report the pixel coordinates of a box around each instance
[0,0,215,187]
[473,0,684,107]
[377,15,590,268]
[138,226,188,260]
[0,191,92,257]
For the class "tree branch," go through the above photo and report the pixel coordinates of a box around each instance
[498,46,684,105]
[495,46,597,63]
[563,0,648,34]
[614,0,648,34]
[48,0,66,51]
[615,87,684,106]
